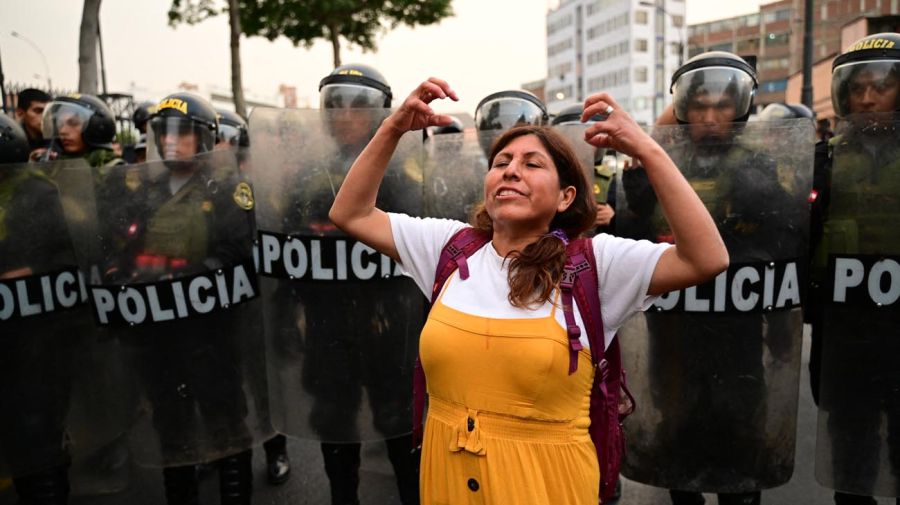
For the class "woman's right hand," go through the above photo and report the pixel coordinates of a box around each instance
[383,78,459,135]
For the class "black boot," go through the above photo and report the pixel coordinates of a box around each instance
[162,465,199,505]
[263,435,291,485]
[384,435,420,505]
[669,489,705,505]
[219,449,253,505]
[13,465,69,505]
[834,492,877,505]
[718,491,761,505]
[321,442,361,505]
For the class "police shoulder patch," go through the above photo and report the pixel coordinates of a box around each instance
[233,182,254,210]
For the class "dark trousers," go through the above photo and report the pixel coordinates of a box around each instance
[321,434,420,505]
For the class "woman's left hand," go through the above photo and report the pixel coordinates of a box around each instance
[581,92,657,161]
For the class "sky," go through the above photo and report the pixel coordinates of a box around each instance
[1,0,774,116]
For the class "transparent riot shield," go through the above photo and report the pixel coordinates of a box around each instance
[65,150,272,468]
[249,107,424,442]
[424,115,485,221]
[814,114,900,498]
[0,159,126,482]
[552,123,611,232]
[616,119,814,492]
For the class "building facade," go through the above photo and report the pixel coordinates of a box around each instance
[546,0,686,125]
[688,0,898,108]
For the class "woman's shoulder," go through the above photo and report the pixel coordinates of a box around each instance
[390,213,469,242]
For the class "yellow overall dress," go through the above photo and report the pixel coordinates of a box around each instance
[419,272,598,505]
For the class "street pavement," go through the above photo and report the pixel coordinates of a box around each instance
[1,325,895,504]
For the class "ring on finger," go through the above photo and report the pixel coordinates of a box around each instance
[605,105,614,115]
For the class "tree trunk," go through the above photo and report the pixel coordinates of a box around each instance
[78,0,102,94]
[228,0,247,118]
[329,26,341,68]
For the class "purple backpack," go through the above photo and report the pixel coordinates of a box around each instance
[412,227,635,503]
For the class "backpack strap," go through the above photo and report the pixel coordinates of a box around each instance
[413,227,490,446]
[431,227,489,300]
[560,238,608,376]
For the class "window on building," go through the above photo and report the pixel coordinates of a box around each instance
[635,10,648,24]
[636,39,648,52]
[710,42,732,52]
[765,32,789,46]
[670,41,682,57]
[671,15,684,28]
[635,67,648,82]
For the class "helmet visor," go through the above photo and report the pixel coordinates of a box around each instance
[218,124,242,147]
[832,60,900,117]
[475,97,547,131]
[672,67,756,123]
[149,116,216,160]
[42,101,93,144]
[320,84,388,109]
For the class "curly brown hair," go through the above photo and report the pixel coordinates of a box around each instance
[471,125,597,308]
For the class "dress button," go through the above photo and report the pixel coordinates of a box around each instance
[467,417,475,432]
[467,478,479,491]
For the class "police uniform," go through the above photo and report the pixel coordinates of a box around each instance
[619,52,806,505]
[805,33,900,504]
[272,64,420,505]
[108,92,259,505]
[0,115,78,504]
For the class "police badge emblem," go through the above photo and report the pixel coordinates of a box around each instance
[233,182,254,210]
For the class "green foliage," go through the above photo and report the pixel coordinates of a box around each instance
[169,0,454,54]
[168,0,223,25]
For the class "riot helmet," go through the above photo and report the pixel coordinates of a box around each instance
[215,108,250,149]
[148,92,218,161]
[756,102,815,122]
[429,115,464,135]
[42,93,116,153]
[0,113,31,164]
[319,63,392,109]
[319,63,392,148]
[474,90,548,155]
[670,51,758,124]
[550,103,606,126]
[132,101,156,134]
[831,33,900,117]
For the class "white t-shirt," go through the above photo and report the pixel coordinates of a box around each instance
[389,214,670,350]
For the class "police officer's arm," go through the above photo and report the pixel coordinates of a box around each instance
[330,78,459,261]
[582,92,729,295]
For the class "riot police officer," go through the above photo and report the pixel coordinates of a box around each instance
[122,101,156,164]
[132,100,156,135]
[474,89,548,156]
[0,113,77,504]
[620,52,807,505]
[215,108,250,151]
[38,93,122,170]
[307,63,419,505]
[123,92,260,505]
[808,32,900,505]
[552,103,617,235]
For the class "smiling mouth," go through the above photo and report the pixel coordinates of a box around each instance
[496,188,525,198]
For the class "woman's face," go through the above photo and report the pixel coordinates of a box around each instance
[483,134,574,230]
